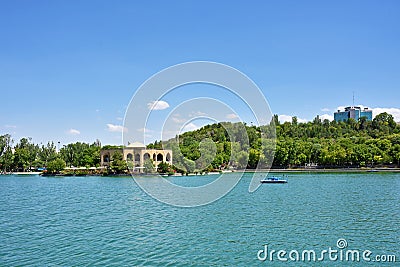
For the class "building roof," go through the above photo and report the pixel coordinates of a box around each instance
[335,106,372,113]
[126,142,146,148]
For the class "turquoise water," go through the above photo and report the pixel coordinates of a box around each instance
[0,173,399,266]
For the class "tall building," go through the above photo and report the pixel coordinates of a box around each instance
[334,106,373,122]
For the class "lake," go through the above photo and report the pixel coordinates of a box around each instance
[0,173,399,266]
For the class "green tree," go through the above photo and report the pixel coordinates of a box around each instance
[110,151,127,174]
[13,138,38,171]
[146,112,399,169]
[196,138,217,171]
[46,158,66,174]
[157,162,172,174]
[372,112,397,134]
[143,159,155,173]
[60,142,101,167]
[38,142,58,166]
[183,158,195,173]
[248,148,261,168]
[0,134,14,172]
[235,151,249,169]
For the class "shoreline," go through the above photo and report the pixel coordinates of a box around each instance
[245,168,400,173]
[2,167,400,177]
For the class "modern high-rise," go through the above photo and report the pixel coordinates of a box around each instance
[334,106,373,122]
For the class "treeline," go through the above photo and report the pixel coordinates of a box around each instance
[0,136,101,173]
[153,112,400,171]
[1,112,399,173]
[272,113,400,168]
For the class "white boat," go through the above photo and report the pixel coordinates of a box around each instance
[260,177,287,184]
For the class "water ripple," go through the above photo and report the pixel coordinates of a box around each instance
[0,173,399,266]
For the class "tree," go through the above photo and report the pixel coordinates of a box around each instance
[0,107,398,174]
[272,114,280,126]
[358,116,369,130]
[143,159,155,173]
[157,162,172,174]
[110,151,127,174]
[0,134,12,157]
[248,148,261,168]
[0,134,13,172]
[196,138,217,171]
[236,151,249,169]
[60,142,101,167]
[46,158,66,174]
[38,142,58,166]
[373,112,397,134]
[292,116,298,126]
[147,140,163,149]
[60,144,75,167]
[13,138,38,171]
[313,115,322,125]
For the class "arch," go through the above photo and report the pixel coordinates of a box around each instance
[135,153,140,162]
[166,153,171,162]
[127,153,133,161]
[144,153,150,161]
[157,153,163,162]
[103,154,110,163]
[153,153,156,161]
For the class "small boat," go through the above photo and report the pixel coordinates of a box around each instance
[260,177,287,184]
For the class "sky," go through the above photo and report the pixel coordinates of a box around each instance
[1,0,400,146]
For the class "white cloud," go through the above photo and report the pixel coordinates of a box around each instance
[226,113,239,119]
[107,124,127,133]
[321,108,330,112]
[67,129,81,135]
[372,107,400,122]
[137,127,153,133]
[320,114,334,121]
[116,117,123,121]
[189,111,207,117]
[278,115,292,123]
[147,100,169,110]
[172,116,186,123]
[181,122,200,133]
[278,115,307,123]
[160,129,180,140]
[5,125,17,129]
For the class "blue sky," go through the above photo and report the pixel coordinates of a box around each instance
[1,0,400,145]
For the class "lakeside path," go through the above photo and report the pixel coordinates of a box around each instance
[244,168,400,173]
[3,168,400,176]
[2,172,43,175]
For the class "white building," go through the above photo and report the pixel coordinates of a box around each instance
[100,142,172,173]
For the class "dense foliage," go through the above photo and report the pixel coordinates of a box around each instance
[109,151,127,174]
[59,141,101,168]
[1,112,399,173]
[156,112,400,170]
[0,136,101,173]
[271,113,400,168]
[47,158,67,174]
[143,159,155,173]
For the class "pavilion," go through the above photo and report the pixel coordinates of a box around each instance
[100,142,172,173]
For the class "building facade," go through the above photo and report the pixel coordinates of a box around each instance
[100,142,172,173]
[334,106,373,122]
